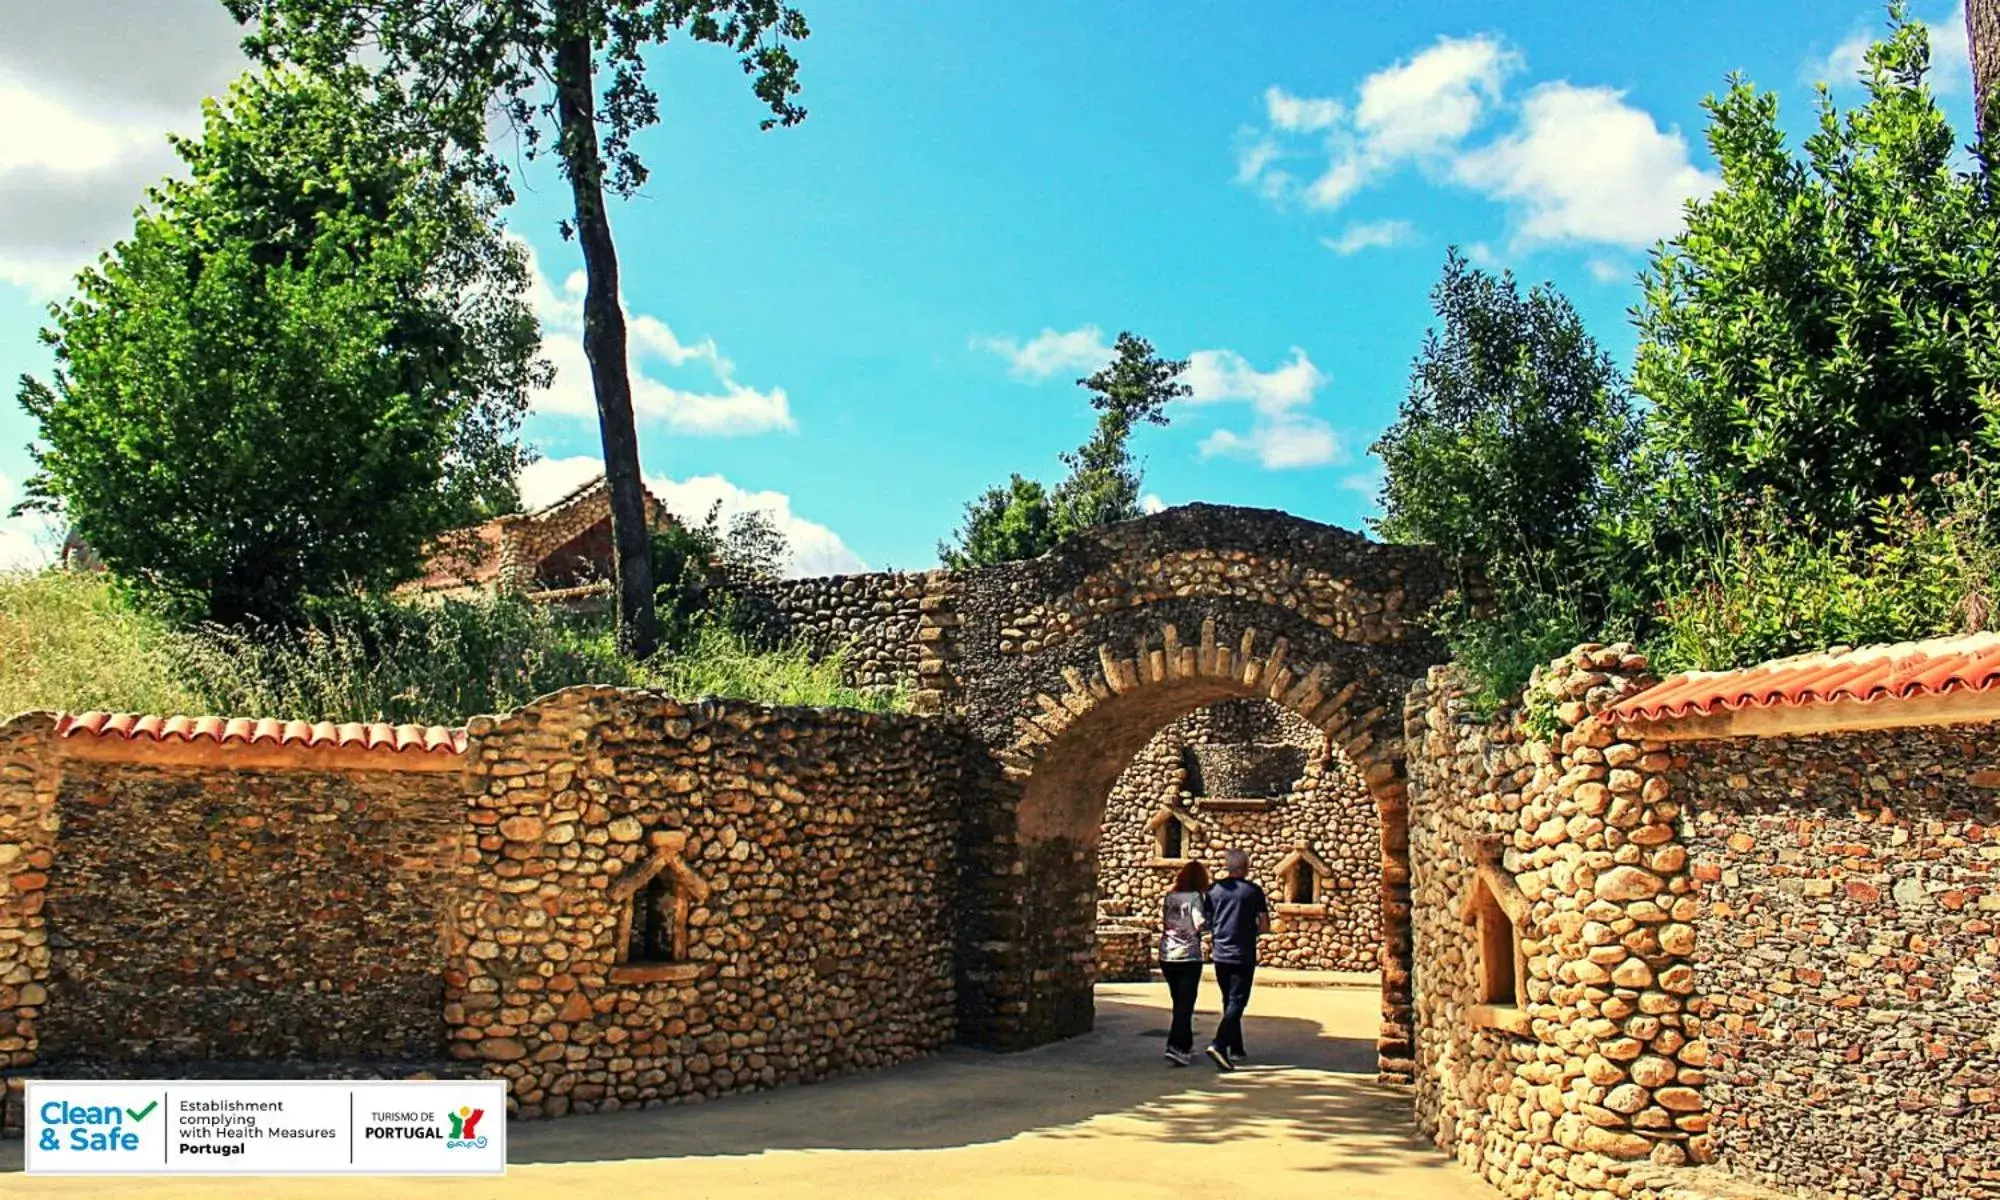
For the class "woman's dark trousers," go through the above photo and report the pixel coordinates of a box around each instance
[1161,960,1203,1052]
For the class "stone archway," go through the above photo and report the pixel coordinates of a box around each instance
[741,504,1452,1081]
[955,616,1420,1080]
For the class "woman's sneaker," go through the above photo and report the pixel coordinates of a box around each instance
[1164,1048,1190,1067]
[1204,1044,1235,1071]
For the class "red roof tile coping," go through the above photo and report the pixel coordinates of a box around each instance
[1606,632,2000,733]
[54,711,467,756]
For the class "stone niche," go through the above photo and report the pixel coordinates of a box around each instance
[1182,698,1309,803]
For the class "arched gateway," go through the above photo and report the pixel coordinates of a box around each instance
[752,503,1453,1081]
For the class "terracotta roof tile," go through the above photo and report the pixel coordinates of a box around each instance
[1605,632,2000,725]
[54,711,466,756]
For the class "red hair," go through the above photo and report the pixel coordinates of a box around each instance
[1172,859,1211,894]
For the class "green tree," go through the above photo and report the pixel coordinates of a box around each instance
[938,475,1058,570]
[14,69,542,625]
[1373,249,1637,610]
[1371,251,1638,713]
[226,0,811,661]
[940,332,1187,568]
[1636,5,2000,543]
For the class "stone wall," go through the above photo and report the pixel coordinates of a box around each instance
[1096,698,1380,977]
[447,687,970,1118]
[0,715,56,1078]
[1674,727,2000,1199]
[735,571,940,695]
[1407,647,1709,1200]
[40,760,464,1064]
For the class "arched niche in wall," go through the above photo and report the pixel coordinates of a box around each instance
[1459,837,1531,1035]
[1273,843,1333,913]
[1146,802,1203,865]
[607,830,711,986]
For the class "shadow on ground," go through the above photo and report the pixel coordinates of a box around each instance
[0,984,1463,1193]
[497,986,1438,1178]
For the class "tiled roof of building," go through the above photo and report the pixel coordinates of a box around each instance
[1605,632,2000,737]
[54,711,467,756]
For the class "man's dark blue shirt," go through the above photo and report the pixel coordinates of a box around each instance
[1206,877,1268,966]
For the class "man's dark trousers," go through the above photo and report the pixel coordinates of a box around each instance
[1213,962,1256,1057]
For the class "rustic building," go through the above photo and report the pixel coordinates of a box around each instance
[408,474,670,604]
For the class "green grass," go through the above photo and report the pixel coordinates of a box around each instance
[0,569,201,717]
[0,569,905,724]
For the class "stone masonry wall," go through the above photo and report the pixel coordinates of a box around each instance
[0,716,56,1079]
[448,687,967,1118]
[1674,727,2000,1199]
[1096,698,1380,977]
[39,761,464,1064]
[1408,646,1709,1200]
[735,571,940,696]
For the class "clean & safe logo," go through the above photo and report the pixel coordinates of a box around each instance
[37,1096,159,1154]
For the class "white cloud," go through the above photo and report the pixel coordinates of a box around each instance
[1321,219,1418,255]
[519,456,866,578]
[1465,241,1501,268]
[1264,86,1344,133]
[971,325,1115,382]
[1200,419,1341,471]
[1239,34,1520,214]
[1185,347,1340,470]
[1452,82,1717,249]
[1353,34,1520,159]
[523,245,794,437]
[0,0,250,297]
[1185,347,1325,414]
[1587,257,1629,284]
[1240,33,1713,253]
[1812,4,1967,93]
[1140,493,1166,515]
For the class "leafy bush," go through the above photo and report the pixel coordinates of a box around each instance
[1647,471,2000,673]
[1432,589,1592,721]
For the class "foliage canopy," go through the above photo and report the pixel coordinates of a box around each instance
[16,68,542,624]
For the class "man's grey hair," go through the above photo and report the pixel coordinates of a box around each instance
[1223,847,1250,876]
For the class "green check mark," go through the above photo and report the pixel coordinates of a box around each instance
[126,1101,158,1121]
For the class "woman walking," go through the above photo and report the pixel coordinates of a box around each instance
[1159,859,1211,1066]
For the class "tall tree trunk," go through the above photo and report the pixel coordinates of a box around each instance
[1970,0,2000,139]
[554,21,659,660]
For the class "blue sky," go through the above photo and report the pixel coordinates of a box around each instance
[0,0,1979,573]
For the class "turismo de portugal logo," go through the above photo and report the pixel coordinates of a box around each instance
[447,1105,487,1149]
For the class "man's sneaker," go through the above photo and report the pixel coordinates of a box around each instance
[1229,1050,1250,1065]
[1204,1044,1235,1071]
[1164,1048,1190,1067]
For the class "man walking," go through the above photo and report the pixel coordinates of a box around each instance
[1204,847,1268,1071]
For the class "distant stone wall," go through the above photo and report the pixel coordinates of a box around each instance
[1407,647,1707,1200]
[40,761,463,1064]
[1675,727,2000,1200]
[447,688,971,1118]
[1096,698,1380,976]
[735,571,940,695]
